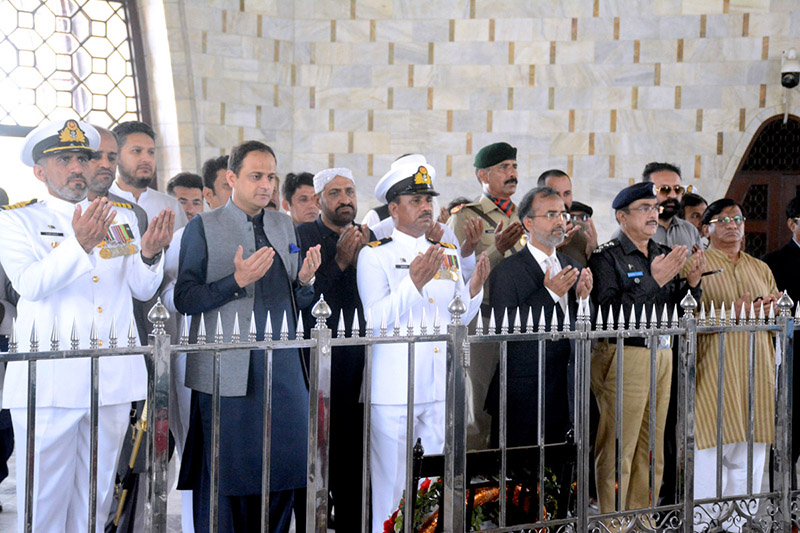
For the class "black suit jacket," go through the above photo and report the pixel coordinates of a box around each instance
[484,247,583,448]
[763,240,800,305]
[763,240,800,462]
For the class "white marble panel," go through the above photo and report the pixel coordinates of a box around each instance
[453,19,490,42]
[513,42,552,65]
[555,87,595,109]
[618,17,662,40]
[493,110,532,133]
[411,20,451,42]
[434,42,508,65]
[355,0,394,19]
[556,41,595,65]
[336,20,372,43]
[394,0,469,19]
[333,109,369,131]
[392,87,429,110]
[541,18,573,41]
[704,14,743,38]
[374,20,414,42]
[353,132,391,153]
[640,39,678,64]
[529,110,570,133]
[592,87,632,109]
[579,17,616,41]
[371,110,411,132]
[494,18,535,42]
[637,86,675,108]
[432,88,470,110]
[594,40,635,64]
[292,20,331,42]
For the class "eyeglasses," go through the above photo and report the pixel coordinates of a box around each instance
[624,205,663,215]
[571,213,590,222]
[529,212,571,222]
[708,216,746,226]
[656,184,692,195]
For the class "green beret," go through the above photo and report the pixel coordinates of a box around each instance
[474,142,517,169]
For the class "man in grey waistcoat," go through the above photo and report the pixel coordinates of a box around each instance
[175,140,322,533]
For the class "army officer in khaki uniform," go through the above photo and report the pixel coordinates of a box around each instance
[446,141,526,448]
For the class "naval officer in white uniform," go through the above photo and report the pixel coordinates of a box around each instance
[356,157,489,532]
[0,119,174,533]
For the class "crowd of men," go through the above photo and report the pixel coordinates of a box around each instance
[0,117,798,533]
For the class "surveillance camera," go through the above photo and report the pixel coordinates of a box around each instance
[781,49,800,89]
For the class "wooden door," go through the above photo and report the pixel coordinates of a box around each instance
[725,116,800,258]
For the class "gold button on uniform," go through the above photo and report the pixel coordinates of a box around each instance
[92,276,99,282]
[429,297,434,303]
[97,307,103,313]
[434,347,440,353]
[98,340,103,347]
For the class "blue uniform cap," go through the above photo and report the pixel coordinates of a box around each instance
[612,182,658,210]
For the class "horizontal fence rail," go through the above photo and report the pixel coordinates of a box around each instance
[2,291,799,532]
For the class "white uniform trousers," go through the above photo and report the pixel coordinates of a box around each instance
[370,401,445,533]
[693,442,768,532]
[11,403,130,533]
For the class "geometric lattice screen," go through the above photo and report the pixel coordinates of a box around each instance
[0,0,141,134]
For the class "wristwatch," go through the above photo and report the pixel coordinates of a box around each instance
[141,250,162,266]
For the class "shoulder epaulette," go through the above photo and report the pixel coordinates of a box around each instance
[449,204,465,215]
[110,201,133,209]
[1,199,38,211]
[367,237,392,247]
[427,238,456,249]
[592,240,619,254]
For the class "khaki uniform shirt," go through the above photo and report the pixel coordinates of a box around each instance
[446,194,524,304]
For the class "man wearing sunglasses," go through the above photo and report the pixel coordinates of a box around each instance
[641,162,702,252]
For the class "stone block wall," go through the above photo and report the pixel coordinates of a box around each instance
[140,0,800,241]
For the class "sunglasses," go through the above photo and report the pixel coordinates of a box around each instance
[570,213,590,222]
[656,185,693,195]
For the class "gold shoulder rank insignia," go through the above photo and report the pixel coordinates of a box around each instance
[426,238,457,249]
[110,201,134,209]
[367,237,392,248]
[1,199,38,211]
[449,204,464,215]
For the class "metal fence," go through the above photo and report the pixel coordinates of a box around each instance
[3,290,799,533]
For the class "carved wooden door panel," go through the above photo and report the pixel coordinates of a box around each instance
[725,117,800,258]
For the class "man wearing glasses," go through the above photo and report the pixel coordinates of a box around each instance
[484,187,591,521]
[588,182,705,514]
[641,162,702,252]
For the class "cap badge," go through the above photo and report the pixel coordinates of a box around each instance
[413,166,431,186]
[58,120,87,144]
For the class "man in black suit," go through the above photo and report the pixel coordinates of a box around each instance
[297,168,372,531]
[485,186,592,448]
[762,194,800,488]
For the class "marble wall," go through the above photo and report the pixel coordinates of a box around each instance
[139,0,800,241]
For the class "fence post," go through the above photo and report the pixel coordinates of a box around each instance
[442,294,468,532]
[306,296,333,533]
[775,292,794,531]
[145,298,171,533]
[575,300,592,532]
[679,291,697,533]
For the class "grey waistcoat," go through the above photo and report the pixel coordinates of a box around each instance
[185,201,299,396]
